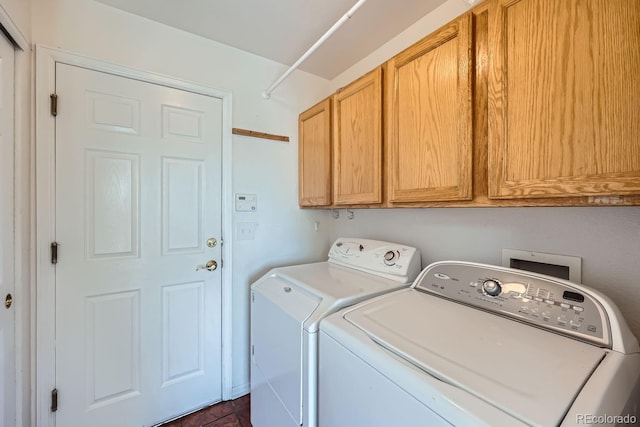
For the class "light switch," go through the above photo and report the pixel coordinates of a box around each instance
[237,222,257,240]
[235,193,257,212]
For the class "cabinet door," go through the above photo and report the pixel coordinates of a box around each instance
[386,14,473,203]
[489,0,640,199]
[333,68,383,205]
[298,98,332,207]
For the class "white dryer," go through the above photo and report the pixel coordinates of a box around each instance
[319,261,640,427]
[250,238,421,427]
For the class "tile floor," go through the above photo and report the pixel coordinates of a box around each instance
[160,394,251,427]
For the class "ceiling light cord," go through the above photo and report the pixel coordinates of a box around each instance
[262,0,368,99]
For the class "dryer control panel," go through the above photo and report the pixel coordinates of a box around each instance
[328,238,421,283]
[416,262,612,348]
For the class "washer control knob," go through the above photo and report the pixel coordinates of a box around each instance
[383,250,398,265]
[482,279,502,296]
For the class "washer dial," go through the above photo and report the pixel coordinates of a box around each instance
[482,279,502,296]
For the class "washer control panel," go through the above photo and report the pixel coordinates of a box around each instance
[328,238,421,283]
[416,262,611,348]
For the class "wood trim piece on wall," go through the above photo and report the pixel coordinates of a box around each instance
[232,127,289,142]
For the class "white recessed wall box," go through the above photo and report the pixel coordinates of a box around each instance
[502,249,582,283]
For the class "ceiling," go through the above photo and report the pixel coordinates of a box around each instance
[94,0,452,80]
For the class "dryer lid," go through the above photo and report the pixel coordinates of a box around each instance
[344,289,607,427]
[253,262,409,332]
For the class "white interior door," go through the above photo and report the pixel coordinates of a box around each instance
[0,31,15,427]
[54,63,223,426]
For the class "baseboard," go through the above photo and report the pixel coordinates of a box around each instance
[231,382,250,400]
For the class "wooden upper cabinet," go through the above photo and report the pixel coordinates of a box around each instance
[488,0,640,199]
[332,67,383,205]
[298,97,332,207]
[386,13,473,204]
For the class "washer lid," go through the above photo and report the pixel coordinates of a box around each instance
[344,289,607,427]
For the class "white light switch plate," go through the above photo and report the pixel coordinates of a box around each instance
[237,222,257,240]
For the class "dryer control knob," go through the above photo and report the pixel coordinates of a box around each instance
[482,279,502,296]
[383,250,398,265]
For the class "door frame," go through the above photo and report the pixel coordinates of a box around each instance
[0,5,28,426]
[35,45,234,427]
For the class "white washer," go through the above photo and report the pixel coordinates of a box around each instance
[250,238,421,427]
[319,261,640,427]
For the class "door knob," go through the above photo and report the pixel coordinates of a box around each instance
[196,260,218,271]
[5,294,12,309]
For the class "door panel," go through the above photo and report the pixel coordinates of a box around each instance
[386,13,473,203]
[55,63,223,426]
[298,98,332,207]
[0,31,15,427]
[489,0,640,198]
[332,67,383,206]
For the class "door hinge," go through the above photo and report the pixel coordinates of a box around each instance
[51,388,58,412]
[252,345,254,356]
[50,93,58,117]
[51,242,59,264]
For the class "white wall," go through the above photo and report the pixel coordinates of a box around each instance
[0,0,30,44]
[326,0,640,342]
[330,0,474,91]
[30,0,332,397]
[326,207,640,339]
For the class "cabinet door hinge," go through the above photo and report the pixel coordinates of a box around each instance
[51,242,59,264]
[51,388,58,412]
[50,93,58,117]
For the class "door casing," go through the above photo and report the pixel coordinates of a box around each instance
[0,7,29,426]
[0,26,16,427]
[34,45,234,427]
